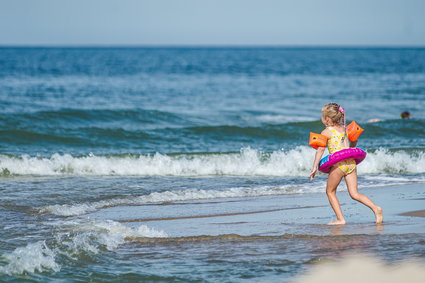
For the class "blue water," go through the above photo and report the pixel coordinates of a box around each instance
[1,47,425,281]
[1,47,425,156]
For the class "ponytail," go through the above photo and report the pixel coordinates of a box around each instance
[338,106,347,141]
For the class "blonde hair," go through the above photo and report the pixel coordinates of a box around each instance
[322,103,346,128]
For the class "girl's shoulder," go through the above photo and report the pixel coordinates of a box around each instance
[331,125,345,134]
[321,128,332,139]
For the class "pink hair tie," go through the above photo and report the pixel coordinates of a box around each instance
[339,106,345,113]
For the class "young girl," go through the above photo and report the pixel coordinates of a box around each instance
[310,103,383,225]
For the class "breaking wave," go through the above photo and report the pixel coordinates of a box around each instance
[0,219,167,275]
[1,147,424,177]
[0,241,59,275]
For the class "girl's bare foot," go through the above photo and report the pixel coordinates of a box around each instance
[328,219,346,225]
[375,206,383,224]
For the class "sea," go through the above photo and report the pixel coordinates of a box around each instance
[0,47,424,282]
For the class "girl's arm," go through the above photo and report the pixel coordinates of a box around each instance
[310,128,330,181]
[310,146,325,181]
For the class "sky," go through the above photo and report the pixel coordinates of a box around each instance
[0,0,424,46]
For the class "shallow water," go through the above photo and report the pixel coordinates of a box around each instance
[1,175,424,281]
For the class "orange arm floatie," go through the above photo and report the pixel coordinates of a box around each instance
[309,132,328,149]
[346,121,364,142]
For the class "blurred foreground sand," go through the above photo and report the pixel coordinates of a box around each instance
[295,254,425,283]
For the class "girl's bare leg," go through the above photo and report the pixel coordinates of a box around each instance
[344,169,383,224]
[326,167,346,225]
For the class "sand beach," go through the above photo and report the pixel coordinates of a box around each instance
[90,183,425,238]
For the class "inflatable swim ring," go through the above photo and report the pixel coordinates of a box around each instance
[318,148,366,173]
[309,121,366,173]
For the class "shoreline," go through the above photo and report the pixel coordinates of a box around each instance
[89,182,425,238]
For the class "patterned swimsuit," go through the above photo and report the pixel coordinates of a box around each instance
[327,127,356,175]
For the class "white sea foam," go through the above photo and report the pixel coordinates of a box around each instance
[39,184,325,216]
[59,220,168,252]
[54,219,167,264]
[358,148,425,174]
[0,241,60,275]
[89,220,167,250]
[2,147,424,177]
[0,147,310,176]
[55,220,167,262]
[0,220,167,275]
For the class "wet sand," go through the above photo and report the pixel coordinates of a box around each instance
[400,209,425,218]
[89,183,425,238]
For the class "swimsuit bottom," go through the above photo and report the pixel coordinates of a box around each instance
[334,158,356,175]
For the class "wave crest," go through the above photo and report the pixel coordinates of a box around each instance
[0,241,59,275]
[0,147,424,177]
[0,220,167,275]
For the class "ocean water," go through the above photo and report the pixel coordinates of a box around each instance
[0,47,425,282]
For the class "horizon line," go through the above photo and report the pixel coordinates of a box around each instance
[1,43,425,49]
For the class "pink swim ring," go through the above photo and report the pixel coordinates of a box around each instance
[318,148,366,174]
